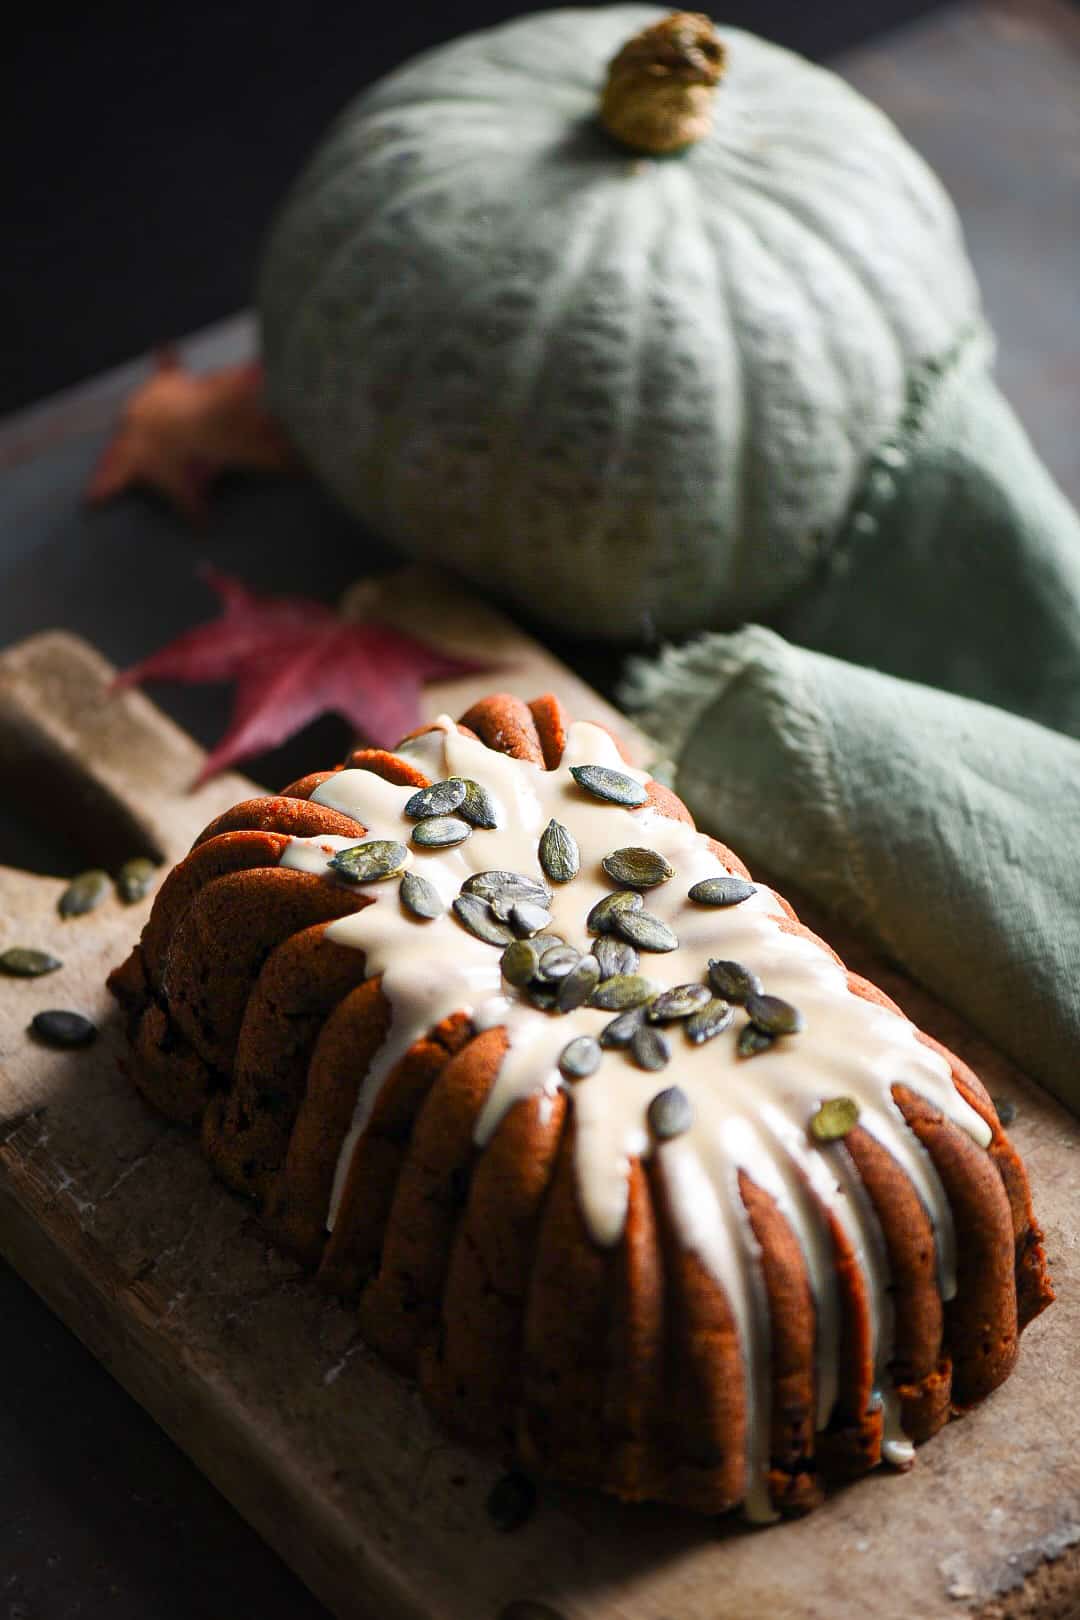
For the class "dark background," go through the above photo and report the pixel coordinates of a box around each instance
[3,0,946,418]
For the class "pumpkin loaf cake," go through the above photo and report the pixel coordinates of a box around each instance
[108,693,1053,1521]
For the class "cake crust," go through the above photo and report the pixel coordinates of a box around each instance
[108,691,1053,1519]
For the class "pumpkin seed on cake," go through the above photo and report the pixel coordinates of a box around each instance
[108,690,1053,1521]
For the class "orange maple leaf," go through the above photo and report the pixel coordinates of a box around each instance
[85,347,299,521]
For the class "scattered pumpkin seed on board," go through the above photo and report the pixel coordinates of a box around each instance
[30,1009,97,1049]
[116,857,158,903]
[0,948,62,978]
[58,869,110,918]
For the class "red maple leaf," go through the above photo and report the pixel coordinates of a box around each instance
[85,349,299,520]
[114,569,495,784]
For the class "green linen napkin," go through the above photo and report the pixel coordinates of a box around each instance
[622,625,1080,1112]
[770,331,1080,740]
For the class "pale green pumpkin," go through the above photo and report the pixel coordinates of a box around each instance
[259,6,981,639]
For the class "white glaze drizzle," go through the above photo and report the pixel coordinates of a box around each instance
[278,715,991,1518]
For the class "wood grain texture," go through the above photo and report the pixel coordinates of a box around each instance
[0,578,1076,1619]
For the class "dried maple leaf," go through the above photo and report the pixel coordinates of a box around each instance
[114,569,495,783]
[85,348,298,520]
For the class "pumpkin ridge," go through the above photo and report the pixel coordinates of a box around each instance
[275,139,518,352]
[735,166,969,362]
[477,173,634,570]
[717,184,904,514]
[378,151,629,554]
[704,209,761,602]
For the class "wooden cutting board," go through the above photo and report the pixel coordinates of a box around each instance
[1,570,1077,1620]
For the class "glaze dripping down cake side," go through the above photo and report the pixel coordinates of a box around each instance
[107,692,1053,1520]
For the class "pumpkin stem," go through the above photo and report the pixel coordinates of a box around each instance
[600,12,725,155]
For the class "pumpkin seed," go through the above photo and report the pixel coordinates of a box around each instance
[452,894,516,947]
[59,869,110,918]
[486,1471,536,1534]
[612,909,678,953]
[737,1023,774,1059]
[587,973,659,1011]
[559,1035,602,1081]
[685,997,735,1045]
[509,900,552,939]
[746,993,805,1036]
[539,819,580,884]
[648,1085,694,1140]
[601,847,674,889]
[329,840,408,883]
[399,870,445,920]
[454,778,498,829]
[993,1097,1018,1127]
[586,889,643,935]
[599,1004,648,1049]
[809,1096,860,1142]
[463,870,551,907]
[647,983,712,1023]
[594,935,638,980]
[557,954,601,1012]
[530,932,566,956]
[0,947,62,978]
[630,1025,670,1072]
[536,944,580,982]
[569,764,648,808]
[501,939,541,987]
[707,959,763,1003]
[411,815,471,849]
[688,874,757,907]
[404,778,466,819]
[116,856,158,903]
[30,1009,96,1049]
